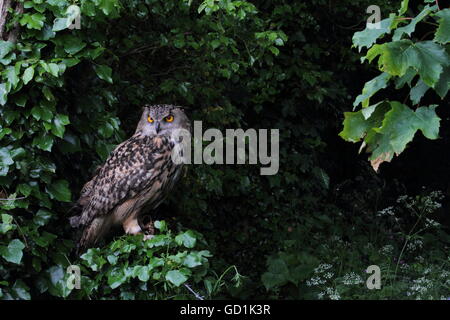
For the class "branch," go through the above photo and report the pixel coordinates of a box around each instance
[184,283,205,300]
[7,1,23,43]
[0,0,12,40]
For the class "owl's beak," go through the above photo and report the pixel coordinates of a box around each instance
[155,122,161,133]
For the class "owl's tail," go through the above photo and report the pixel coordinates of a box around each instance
[76,217,109,255]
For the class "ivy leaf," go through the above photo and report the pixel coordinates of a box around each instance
[0,239,25,264]
[61,36,86,55]
[52,18,69,32]
[0,83,7,105]
[94,65,113,83]
[434,9,450,44]
[19,13,45,30]
[33,133,54,152]
[4,66,19,88]
[51,114,70,138]
[22,66,35,85]
[33,209,53,227]
[0,147,14,176]
[0,41,14,59]
[108,267,127,289]
[165,270,188,287]
[11,280,30,300]
[46,180,71,202]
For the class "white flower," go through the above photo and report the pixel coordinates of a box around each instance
[342,272,363,285]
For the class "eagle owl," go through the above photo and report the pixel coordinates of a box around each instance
[70,104,191,253]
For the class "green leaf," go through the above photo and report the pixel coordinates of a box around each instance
[0,147,14,176]
[340,101,391,143]
[0,214,15,234]
[33,134,54,152]
[399,0,409,15]
[434,9,450,44]
[11,280,31,300]
[367,102,440,170]
[133,266,150,282]
[352,17,394,51]
[51,114,70,138]
[261,257,289,290]
[22,66,35,85]
[353,73,391,108]
[52,18,69,32]
[58,35,86,55]
[33,209,53,227]
[0,41,14,59]
[0,83,8,105]
[165,270,188,287]
[393,5,434,41]
[434,65,450,98]
[154,220,167,232]
[108,267,127,289]
[94,65,113,83]
[175,230,197,248]
[19,13,45,30]
[46,180,71,202]
[4,66,19,88]
[410,80,429,105]
[367,40,449,87]
[0,239,25,264]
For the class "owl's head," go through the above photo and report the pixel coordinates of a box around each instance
[135,104,191,137]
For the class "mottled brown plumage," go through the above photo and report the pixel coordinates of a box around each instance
[70,104,191,253]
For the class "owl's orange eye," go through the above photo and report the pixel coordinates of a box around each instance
[165,115,174,122]
[147,116,154,123]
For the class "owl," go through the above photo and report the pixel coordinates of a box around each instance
[69,104,191,253]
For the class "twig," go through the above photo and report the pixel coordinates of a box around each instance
[184,283,204,300]
[0,196,27,201]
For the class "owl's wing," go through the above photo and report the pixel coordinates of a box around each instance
[78,134,174,229]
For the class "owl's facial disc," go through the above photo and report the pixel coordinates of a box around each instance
[136,105,189,137]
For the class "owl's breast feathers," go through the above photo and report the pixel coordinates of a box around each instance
[72,134,182,240]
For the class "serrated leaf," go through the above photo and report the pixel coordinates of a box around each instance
[367,40,449,87]
[434,65,450,98]
[393,5,434,41]
[352,17,394,51]
[340,101,390,142]
[367,102,440,171]
[353,72,391,108]
[434,9,450,44]
[410,79,429,105]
